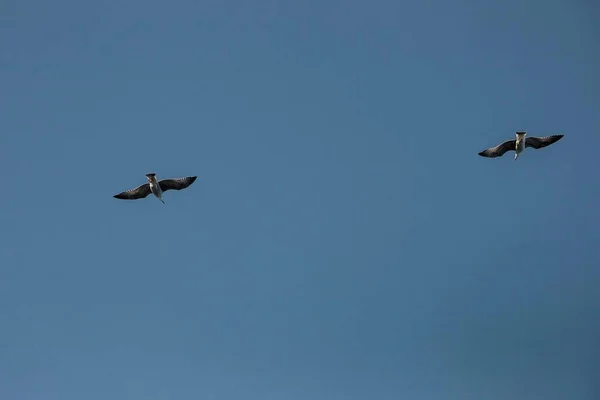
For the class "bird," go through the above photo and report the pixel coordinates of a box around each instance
[478,131,564,161]
[113,173,197,204]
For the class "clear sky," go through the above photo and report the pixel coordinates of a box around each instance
[1,0,599,399]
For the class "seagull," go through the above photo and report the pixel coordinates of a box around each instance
[478,131,564,161]
[113,173,197,204]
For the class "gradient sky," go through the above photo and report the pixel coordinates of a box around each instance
[1,0,599,399]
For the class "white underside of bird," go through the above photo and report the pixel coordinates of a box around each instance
[514,132,526,161]
[148,175,165,203]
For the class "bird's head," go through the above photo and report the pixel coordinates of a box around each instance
[516,131,527,138]
[145,173,156,181]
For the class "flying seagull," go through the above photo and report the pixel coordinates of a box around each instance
[478,131,564,161]
[113,173,197,204]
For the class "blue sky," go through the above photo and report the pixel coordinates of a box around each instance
[1,0,599,398]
